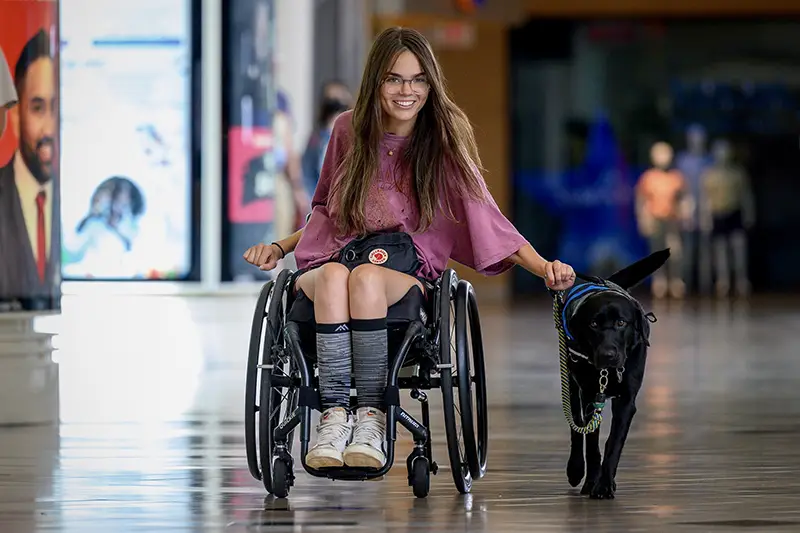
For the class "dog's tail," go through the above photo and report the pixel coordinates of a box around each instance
[607,248,671,291]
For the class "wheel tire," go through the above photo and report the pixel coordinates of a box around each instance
[411,457,431,499]
[245,280,274,481]
[258,270,293,494]
[439,269,473,494]
[455,279,489,480]
[272,458,292,499]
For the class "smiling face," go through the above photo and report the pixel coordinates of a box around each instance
[379,51,429,137]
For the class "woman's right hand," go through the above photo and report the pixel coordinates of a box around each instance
[243,243,282,271]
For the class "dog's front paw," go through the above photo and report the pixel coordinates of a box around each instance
[580,477,597,495]
[566,456,585,487]
[589,477,617,500]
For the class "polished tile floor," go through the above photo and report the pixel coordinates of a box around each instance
[2,292,799,532]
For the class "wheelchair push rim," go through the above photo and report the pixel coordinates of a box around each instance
[245,270,299,494]
[455,278,489,480]
[438,269,485,494]
[245,279,274,481]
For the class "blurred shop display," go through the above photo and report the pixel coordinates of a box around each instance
[222,0,284,282]
[516,113,644,277]
[59,0,200,280]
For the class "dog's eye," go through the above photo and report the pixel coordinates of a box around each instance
[616,320,627,327]
[589,321,598,328]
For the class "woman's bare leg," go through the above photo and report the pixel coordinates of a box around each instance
[296,263,353,468]
[344,264,423,468]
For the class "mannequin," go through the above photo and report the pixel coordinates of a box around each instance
[700,140,755,298]
[635,142,688,298]
[675,124,714,294]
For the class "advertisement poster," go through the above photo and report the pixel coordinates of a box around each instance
[59,0,194,280]
[0,0,61,312]
[223,0,283,282]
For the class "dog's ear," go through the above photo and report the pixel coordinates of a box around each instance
[634,311,651,348]
[607,249,671,290]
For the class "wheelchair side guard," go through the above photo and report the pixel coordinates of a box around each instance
[386,320,429,446]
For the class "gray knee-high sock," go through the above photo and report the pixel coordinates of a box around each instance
[316,323,352,410]
[351,318,388,410]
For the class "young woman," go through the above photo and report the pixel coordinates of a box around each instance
[244,27,576,471]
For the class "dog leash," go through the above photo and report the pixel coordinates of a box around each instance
[551,277,608,435]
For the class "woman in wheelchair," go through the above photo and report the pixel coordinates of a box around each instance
[244,27,576,473]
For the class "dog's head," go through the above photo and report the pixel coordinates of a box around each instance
[565,249,669,369]
[569,292,646,369]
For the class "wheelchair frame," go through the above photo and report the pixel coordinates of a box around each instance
[244,267,488,498]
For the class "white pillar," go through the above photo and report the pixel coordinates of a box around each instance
[200,0,222,292]
[0,314,59,425]
[275,0,314,150]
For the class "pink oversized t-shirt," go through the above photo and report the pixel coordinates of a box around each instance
[294,110,529,280]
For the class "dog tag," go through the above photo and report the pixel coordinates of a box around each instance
[593,393,606,410]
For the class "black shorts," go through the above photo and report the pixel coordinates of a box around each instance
[291,262,435,295]
[712,210,744,236]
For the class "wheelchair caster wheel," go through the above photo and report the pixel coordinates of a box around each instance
[272,458,293,499]
[410,457,430,498]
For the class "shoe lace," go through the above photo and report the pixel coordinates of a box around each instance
[316,419,351,443]
[354,417,385,443]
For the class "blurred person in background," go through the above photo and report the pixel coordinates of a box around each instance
[700,139,755,298]
[675,124,714,295]
[0,47,17,139]
[302,80,352,197]
[271,92,308,236]
[247,0,309,236]
[635,141,689,299]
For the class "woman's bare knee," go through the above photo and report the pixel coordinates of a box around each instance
[317,262,350,287]
[349,265,388,319]
[299,263,350,323]
[349,264,423,319]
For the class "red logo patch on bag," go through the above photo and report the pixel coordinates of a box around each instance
[369,248,388,265]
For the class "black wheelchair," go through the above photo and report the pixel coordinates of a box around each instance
[244,267,489,498]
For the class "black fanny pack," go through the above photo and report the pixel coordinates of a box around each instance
[337,232,420,276]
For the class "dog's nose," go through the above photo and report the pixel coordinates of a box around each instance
[601,350,618,361]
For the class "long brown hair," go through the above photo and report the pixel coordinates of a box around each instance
[329,26,486,236]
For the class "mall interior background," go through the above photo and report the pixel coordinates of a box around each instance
[1,0,800,529]
[1,0,794,301]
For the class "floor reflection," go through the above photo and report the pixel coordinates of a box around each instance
[0,294,797,531]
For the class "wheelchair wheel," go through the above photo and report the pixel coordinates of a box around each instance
[438,269,473,494]
[411,457,431,499]
[245,279,274,481]
[245,270,299,494]
[455,279,488,480]
[272,457,292,499]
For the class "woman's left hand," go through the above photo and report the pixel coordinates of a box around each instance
[545,260,576,291]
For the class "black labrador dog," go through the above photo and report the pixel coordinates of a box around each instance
[562,249,669,500]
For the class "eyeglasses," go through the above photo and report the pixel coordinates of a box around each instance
[383,75,429,94]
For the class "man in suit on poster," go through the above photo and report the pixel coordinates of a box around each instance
[0,30,60,309]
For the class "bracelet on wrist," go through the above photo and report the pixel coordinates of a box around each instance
[272,242,286,259]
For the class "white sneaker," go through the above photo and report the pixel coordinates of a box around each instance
[305,407,352,469]
[343,407,387,469]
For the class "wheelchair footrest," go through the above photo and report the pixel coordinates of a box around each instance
[312,466,387,481]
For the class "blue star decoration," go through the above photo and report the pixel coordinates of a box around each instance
[515,112,649,275]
